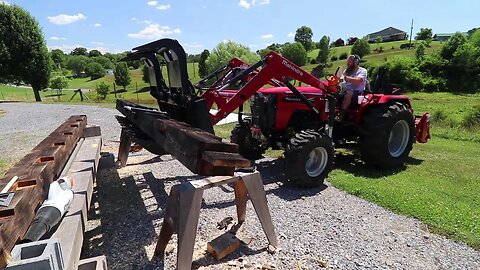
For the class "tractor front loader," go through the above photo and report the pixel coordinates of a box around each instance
[118,38,430,187]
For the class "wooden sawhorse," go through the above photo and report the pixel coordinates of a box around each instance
[154,171,277,270]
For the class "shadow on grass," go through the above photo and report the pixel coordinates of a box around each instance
[135,86,151,93]
[334,151,424,179]
[110,89,127,94]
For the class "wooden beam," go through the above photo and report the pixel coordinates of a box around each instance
[0,115,87,268]
[116,100,249,175]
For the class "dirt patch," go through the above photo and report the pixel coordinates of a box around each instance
[0,109,5,117]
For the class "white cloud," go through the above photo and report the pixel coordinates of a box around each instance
[128,24,181,39]
[239,0,250,9]
[47,13,86,25]
[239,0,270,9]
[50,36,67,41]
[131,17,137,21]
[143,20,152,24]
[147,1,158,6]
[156,4,171,10]
[0,1,10,5]
[261,34,273,39]
[252,0,270,5]
[287,32,295,37]
[94,23,101,27]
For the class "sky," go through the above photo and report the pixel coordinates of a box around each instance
[2,0,479,55]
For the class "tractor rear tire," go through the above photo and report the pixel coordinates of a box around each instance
[230,120,265,160]
[284,130,334,187]
[359,102,415,168]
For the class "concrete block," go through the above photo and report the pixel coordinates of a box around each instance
[7,238,64,270]
[207,232,241,260]
[77,255,108,270]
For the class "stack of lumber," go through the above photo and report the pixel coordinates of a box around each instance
[0,116,87,267]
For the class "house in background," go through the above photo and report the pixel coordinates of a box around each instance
[432,33,467,41]
[366,27,407,43]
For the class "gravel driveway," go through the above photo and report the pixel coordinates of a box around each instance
[1,102,479,270]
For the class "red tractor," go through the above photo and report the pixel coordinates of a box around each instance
[123,38,430,187]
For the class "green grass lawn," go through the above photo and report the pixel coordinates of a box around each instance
[329,138,479,249]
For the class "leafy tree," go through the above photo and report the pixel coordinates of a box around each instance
[467,27,480,36]
[257,48,271,58]
[91,56,114,69]
[198,49,210,78]
[114,62,131,90]
[347,37,358,45]
[334,38,345,47]
[50,76,69,91]
[205,42,260,73]
[416,42,426,60]
[85,62,105,80]
[70,47,88,56]
[316,36,330,65]
[282,42,307,66]
[127,60,141,70]
[67,55,90,76]
[50,49,65,69]
[294,26,314,51]
[415,28,433,40]
[0,4,51,101]
[440,32,467,60]
[469,29,480,47]
[375,36,383,50]
[267,43,282,52]
[142,64,150,83]
[351,38,370,58]
[88,49,102,57]
[104,52,119,63]
[96,82,110,100]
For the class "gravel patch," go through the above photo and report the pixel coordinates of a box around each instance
[1,102,479,270]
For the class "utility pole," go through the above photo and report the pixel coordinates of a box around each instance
[409,19,414,45]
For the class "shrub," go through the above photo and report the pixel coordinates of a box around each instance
[432,110,447,122]
[310,58,317,65]
[96,82,110,100]
[331,55,338,61]
[339,52,348,60]
[461,107,480,129]
[400,43,415,49]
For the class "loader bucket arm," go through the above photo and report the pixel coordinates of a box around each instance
[207,51,333,125]
[122,38,214,133]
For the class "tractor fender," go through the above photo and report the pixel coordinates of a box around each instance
[354,94,412,127]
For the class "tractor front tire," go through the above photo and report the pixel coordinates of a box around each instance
[284,130,334,187]
[359,102,415,168]
[230,121,265,160]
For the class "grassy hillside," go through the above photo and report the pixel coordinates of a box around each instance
[305,40,443,74]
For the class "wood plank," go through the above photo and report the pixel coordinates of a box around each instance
[0,115,87,268]
[201,151,252,168]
